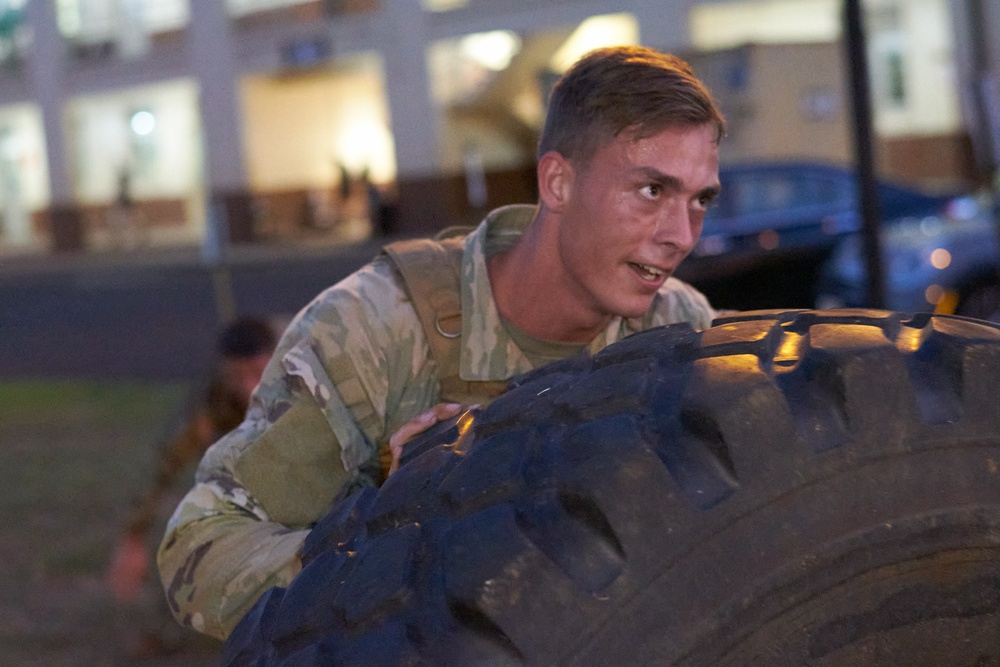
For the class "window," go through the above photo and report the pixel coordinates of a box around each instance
[0,0,28,67]
[57,0,188,59]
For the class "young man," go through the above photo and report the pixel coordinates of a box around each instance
[158,45,725,640]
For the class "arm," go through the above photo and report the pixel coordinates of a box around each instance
[156,260,440,639]
[156,399,340,639]
[157,479,310,639]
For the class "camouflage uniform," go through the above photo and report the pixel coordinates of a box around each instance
[157,205,718,640]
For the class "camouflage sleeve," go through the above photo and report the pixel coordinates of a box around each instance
[156,258,442,640]
[157,481,309,639]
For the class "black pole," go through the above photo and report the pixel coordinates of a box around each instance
[966,0,1000,237]
[843,0,885,309]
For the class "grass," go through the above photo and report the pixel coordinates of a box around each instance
[0,379,223,666]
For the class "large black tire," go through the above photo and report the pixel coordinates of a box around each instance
[223,309,1000,666]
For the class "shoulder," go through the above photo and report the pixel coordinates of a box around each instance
[649,277,718,330]
[276,258,429,372]
[288,258,417,339]
[315,257,410,315]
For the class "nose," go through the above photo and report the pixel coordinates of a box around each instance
[653,199,698,254]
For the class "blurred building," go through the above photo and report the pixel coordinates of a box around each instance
[0,0,994,256]
[688,0,999,192]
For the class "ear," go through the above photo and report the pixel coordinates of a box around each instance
[537,151,574,214]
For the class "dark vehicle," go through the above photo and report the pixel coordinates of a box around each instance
[676,161,954,310]
[818,193,1000,321]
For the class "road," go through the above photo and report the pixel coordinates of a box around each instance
[0,232,829,382]
[0,238,386,381]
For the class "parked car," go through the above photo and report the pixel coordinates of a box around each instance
[818,193,1000,321]
[675,161,955,311]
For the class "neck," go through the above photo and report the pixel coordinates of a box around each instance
[488,213,611,344]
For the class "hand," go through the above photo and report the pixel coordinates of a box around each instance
[387,403,465,477]
[106,533,150,602]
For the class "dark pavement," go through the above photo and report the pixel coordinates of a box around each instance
[0,238,388,381]
[0,233,825,382]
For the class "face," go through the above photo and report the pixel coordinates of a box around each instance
[220,353,272,405]
[552,123,720,322]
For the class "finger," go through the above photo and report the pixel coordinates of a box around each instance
[389,403,462,449]
[430,402,464,421]
[387,403,465,477]
[388,408,437,450]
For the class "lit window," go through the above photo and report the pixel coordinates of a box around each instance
[549,13,639,73]
[421,0,467,11]
[690,0,840,51]
[461,31,520,72]
[226,0,312,18]
[428,31,522,107]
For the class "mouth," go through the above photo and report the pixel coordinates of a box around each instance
[629,262,669,282]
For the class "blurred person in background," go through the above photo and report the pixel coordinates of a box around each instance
[106,315,277,657]
[109,166,143,250]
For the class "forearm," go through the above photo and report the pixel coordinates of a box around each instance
[157,482,307,640]
[153,270,432,639]
[153,377,356,640]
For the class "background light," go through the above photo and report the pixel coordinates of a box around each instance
[460,31,521,72]
[930,248,952,269]
[130,110,156,136]
[549,14,639,73]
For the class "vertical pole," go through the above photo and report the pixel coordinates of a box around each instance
[843,0,886,309]
[376,0,446,234]
[188,1,247,325]
[24,0,87,252]
[965,0,1000,232]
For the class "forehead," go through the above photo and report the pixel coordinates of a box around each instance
[596,124,719,173]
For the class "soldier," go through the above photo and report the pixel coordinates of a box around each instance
[158,45,726,640]
[106,316,276,656]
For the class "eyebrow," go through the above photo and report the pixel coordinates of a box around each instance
[698,184,723,202]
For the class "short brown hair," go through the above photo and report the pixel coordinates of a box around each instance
[218,316,277,359]
[537,46,725,164]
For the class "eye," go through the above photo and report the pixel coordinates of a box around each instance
[640,183,662,199]
[695,191,718,210]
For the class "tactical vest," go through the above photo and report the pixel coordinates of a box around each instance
[382,231,510,408]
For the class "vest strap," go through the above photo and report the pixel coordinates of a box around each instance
[382,235,508,406]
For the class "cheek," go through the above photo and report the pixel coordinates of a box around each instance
[690,212,705,238]
[563,191,644,262]
[241,373,260,394]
